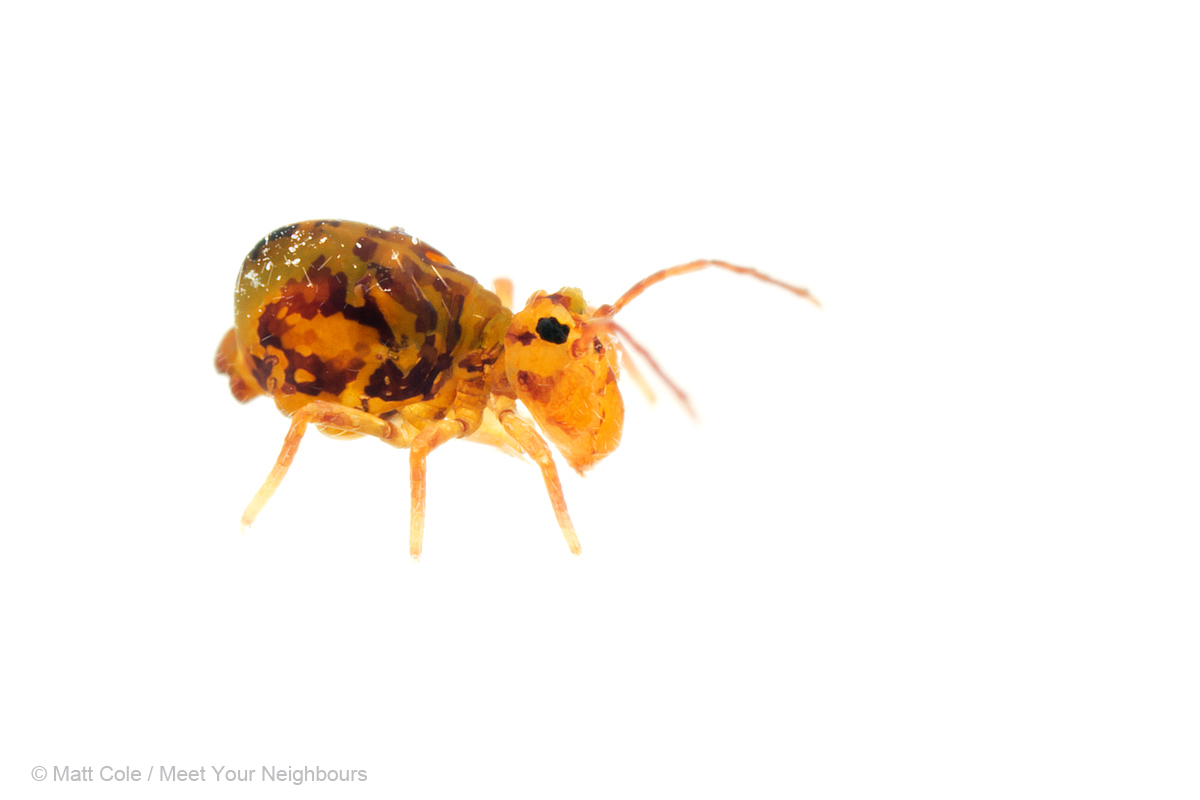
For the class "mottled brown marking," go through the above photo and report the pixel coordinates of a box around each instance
[457,345,500,373]
[353,237,378,261]
[254,265,402,399]
[507,330,537,346]
[267,223,299,242]
[368,262,393,290]
[593,337,604,354]
[545,293,573,309]
[364,225,409,243]
[457,354,484,372]
[286,352,366,398]
[428,368,451,398]
[363,360,406,401]
[284,350,325,396]
[362,338,455,403]
[517,369,556,404]
[395,257,439,333]
[258,263,395,349]
[250,353,277,391]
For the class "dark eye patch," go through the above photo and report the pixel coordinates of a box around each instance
[535,316,571,344]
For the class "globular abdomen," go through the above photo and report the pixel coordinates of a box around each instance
[217,220,508,420]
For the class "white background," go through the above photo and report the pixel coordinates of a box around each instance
[2,1,1197,798]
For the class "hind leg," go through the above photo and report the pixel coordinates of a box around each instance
[241,401,402,531]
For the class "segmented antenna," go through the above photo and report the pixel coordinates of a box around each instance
[595,259,821,319]
[587,259,819,417]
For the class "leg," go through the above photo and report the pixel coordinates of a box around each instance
[241,401,400,531]
[493,277,514,309]
[496,404,582,555]
[408,419,469,560]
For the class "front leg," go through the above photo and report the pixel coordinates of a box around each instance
[494,398,582,555]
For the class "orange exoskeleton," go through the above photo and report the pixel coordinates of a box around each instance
[216,220,818,558]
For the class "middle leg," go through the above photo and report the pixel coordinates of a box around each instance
[408,418,469,560]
